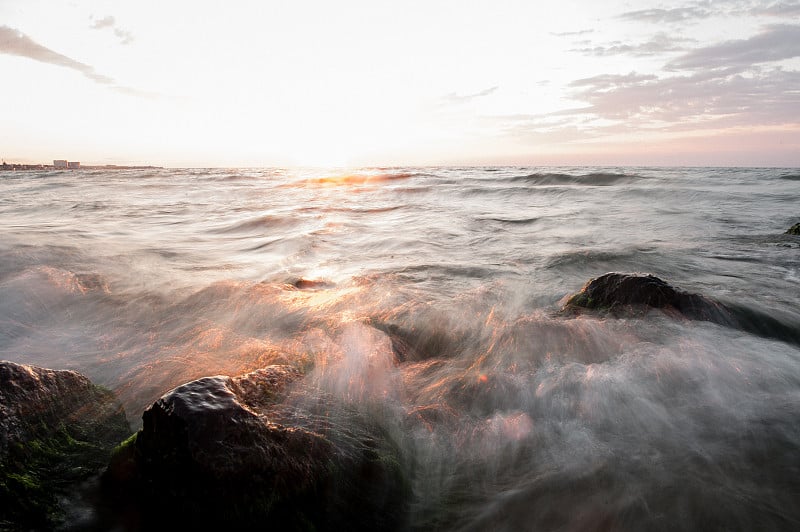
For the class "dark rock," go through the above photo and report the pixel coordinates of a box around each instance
[103,365,409,531]
[0,360,131,529]
[564,273,800,347]
[786,223,800,235]
[292,278,334,290]
[565,273,680,311]
[563,272,733,324]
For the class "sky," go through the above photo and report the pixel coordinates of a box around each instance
[1,0,799,167]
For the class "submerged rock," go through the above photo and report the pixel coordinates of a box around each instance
[0,360,130,529]
[103,365,409,530]
[564,273,800,347]
[292,277,334,290]
[787,223,800,235]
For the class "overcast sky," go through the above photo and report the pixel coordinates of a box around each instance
[1,0,798,167]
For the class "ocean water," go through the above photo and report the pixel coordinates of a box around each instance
[1,166,799,530]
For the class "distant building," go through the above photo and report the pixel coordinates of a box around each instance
[67,161,80,169]
[54,159,68,168]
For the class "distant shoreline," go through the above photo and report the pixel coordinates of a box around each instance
[1,162,163,171]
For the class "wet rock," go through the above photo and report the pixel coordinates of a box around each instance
[103,365,409,530]
[0,360,130,529]
[563,272,732,322]
[565,273,680,312]
[564,273,800,347]
[786,223,800,235]
[292,278,334,290]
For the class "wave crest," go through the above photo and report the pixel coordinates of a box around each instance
[509,172,640,186]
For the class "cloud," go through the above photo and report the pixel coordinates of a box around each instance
[550,29,594,37]
[570,72,658,88]
[0,25,114,84]
[491,22,800,147]
[572,33,693,57]
[110,85,161,99]
[566,67,800,128]
[442,86,499,104]
[544,23,800,132]
[494,73,799,152]
[667,24,800,70]
[753,2,800,16]
[113,28,134,45]
[620,1,800,24]
[90,15,134,45]
[0,25,152,98]
[619,6,711,24]
[454,3,800,162]
[91,16,116,30]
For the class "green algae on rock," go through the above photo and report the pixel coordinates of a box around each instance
[0,361,131,529]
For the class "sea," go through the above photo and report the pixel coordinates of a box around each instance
[1,166,799,530]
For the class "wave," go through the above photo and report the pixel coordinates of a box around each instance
[459,185,562,198]
[394,263,500,280]
[324,205,406,215]
[509,172,640,186]
[245,237,288,252]
[544,248,659,271]
[295,171,424,187]
[212,214,298,234]
[71,201,110,211]
[476,216,539,226]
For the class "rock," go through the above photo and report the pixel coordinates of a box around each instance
[563,272,732,323]
[563,273,800,347]
[292,278,334,290]
[564,273,681,311]
[103,365,409,530]
[786,223,800,235]
[0,360,131,529]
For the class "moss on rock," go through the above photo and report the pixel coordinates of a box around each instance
[0,361,131,529]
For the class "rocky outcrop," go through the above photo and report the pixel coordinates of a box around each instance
[0,360,130,529]
[103,365,409,530]
[787,223,800,235]
[563,273,800,347]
